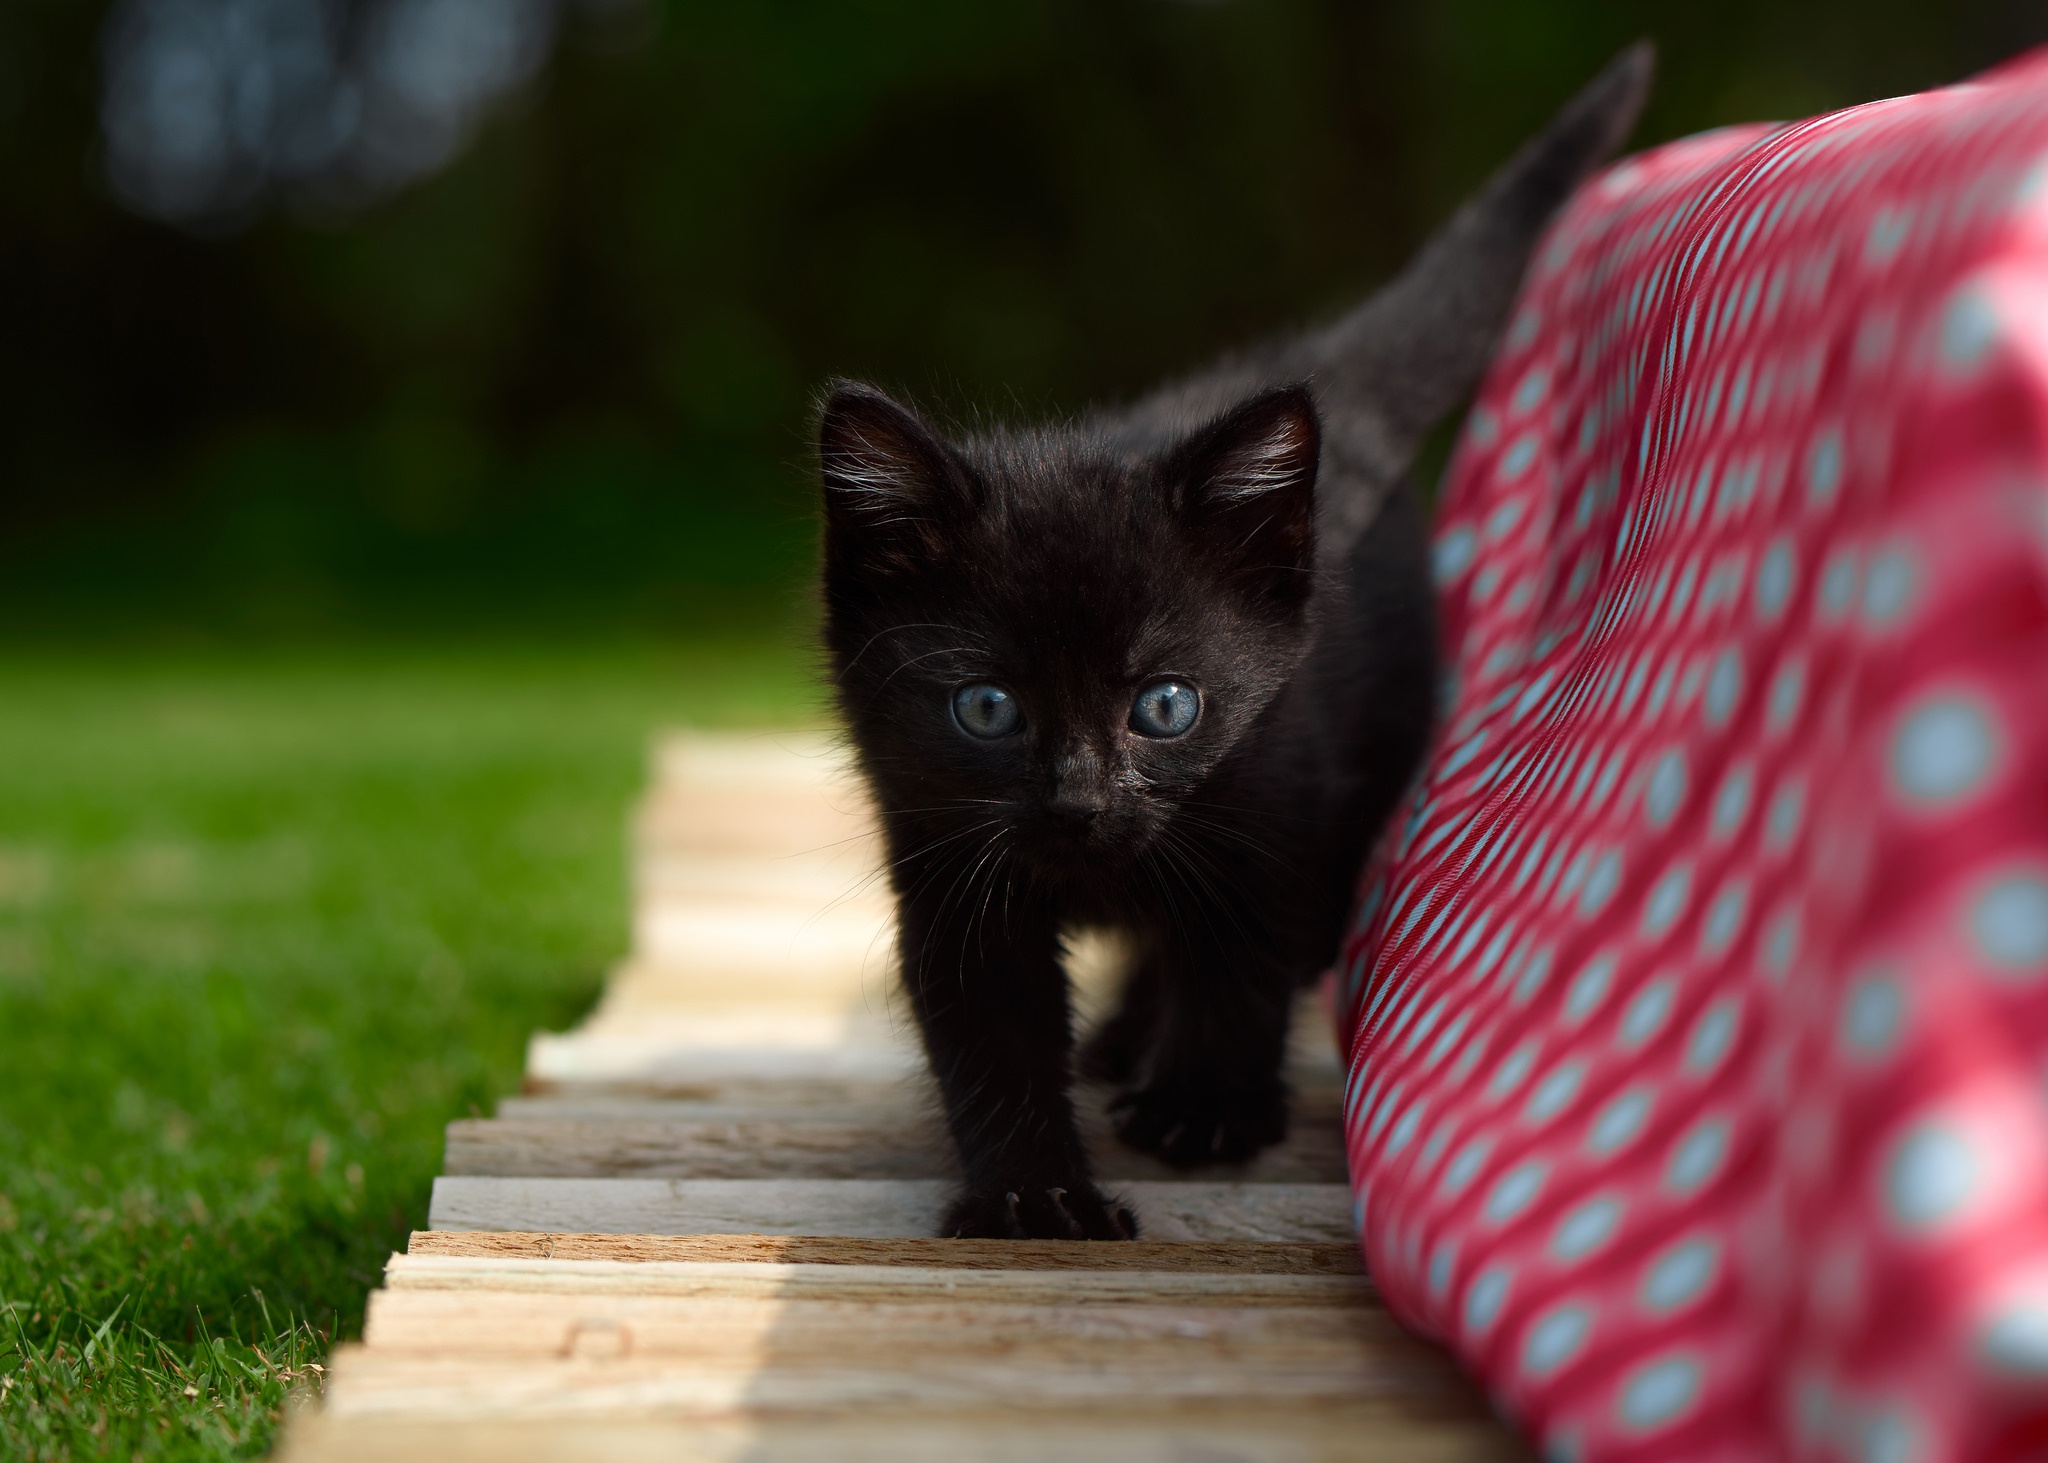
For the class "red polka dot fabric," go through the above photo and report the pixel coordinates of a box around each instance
[1339,48,2048,1462]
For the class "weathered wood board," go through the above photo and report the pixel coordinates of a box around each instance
[281,730,1519,1462]
[405,1231,1367,1274]
[427,1177,1358,1243]
[284,1409,1524,1463]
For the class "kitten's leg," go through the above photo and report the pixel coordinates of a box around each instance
[1108,937,1295,1167]
[896,874,1137,1241]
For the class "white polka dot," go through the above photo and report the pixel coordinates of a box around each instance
[1419,1118,1457,1172]
[1502,436,1539,478]
[1588,1088,1653,1155]
[1819,549,1859,620]
[1464,1266,1511,1335]
[1982,1300,2048,1374]
[1618,1355,1701,1430]
[1685,998,1740,1074]
[1425,1010,1472,1071]
[1700,883,1748,956]
[1891,695,1998,806]
[1645,750,1687,827]
[1485,1161,1547,1224]
[1427,1239,1459,1299]
[1972,872,2048,980]
[1861,1407,1923,1463]
[1840,972,1905,1059]
[1711,765,1753,838]
[1940,286,2000,372]
[1581,850,1623,916]
[1762,907,1801,984]
[1767,658,1806,734]
[1755,538,1796,618]
[1525,1061,1587,1124]
[1552,1196,1622,1261]
[1704,650,1744,726]
[1885,1122,1979,1231]
[1764,780,1805,851]
[1619,978,1675,1049]
[1793,1370,1835,1443]
[1386,1100,1425,1156]
[1441,1139,1492,1197]
[1488,1043,1538,1099]
[1861,548,1920,629]
[1565,955,1615,1023]
[1434,527,1478,583]
[1513,946,1554,1005]
[1643,865,1692,937]
[1666,1118,1730,1195]
[1543,1428,1583,1463]
[1808,430,1844,506]
[1641,1239,1718,1313]
[1523,1304,1592,1377]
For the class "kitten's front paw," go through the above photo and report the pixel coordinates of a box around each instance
[1110,1080,1289,1167]
[943,1183,1139,1240]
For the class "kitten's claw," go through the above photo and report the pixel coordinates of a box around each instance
[1111,1081,1289,1168]
[942,1181,1140,1240]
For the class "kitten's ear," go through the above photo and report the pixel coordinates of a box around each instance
[818,382,963,574]
[1169,384,1321,612]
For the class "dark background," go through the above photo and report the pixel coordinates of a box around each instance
[4,0,2044,643]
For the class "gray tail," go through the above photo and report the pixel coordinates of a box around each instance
[1312,42,1654,492]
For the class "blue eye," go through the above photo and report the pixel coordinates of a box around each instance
[1130,680,1200,738]
[952,682,1021,739]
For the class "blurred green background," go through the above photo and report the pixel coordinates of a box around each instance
[3,2,2046,1457]
[5,0,2044,645]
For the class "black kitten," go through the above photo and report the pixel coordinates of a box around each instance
[819,47,1651,1240]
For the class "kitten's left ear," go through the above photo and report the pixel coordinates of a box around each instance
[1168,384,1321,612]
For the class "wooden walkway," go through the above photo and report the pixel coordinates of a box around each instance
[283,733,1520,1460]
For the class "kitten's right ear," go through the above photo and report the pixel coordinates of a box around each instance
[818,382,961,574]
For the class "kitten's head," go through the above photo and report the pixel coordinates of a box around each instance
[819,380,1321,879]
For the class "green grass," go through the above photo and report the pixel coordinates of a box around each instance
[0,642,819,1459]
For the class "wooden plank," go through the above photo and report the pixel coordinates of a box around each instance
[405,1231,1364,1274]
[282,1407,1527,1463]
[512,1075,921,1106]
[628,903,893,978]
[361,1290,1407,1357]
[382,1254,1370,1304]
[497,1074,1342,1121]
[522,1040,921,1087]
[313,1344,1491,1419]
[442,1108,1348,1182]
[426,1178,1356,1242]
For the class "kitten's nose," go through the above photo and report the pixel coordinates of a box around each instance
[1047,749,1108,826]
[1047,790,1105,822]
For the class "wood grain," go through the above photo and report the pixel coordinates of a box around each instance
[427,1178,1357,1243]
[404,1230,1366,1273]
[315,1340,1491,1419]
[382,1254,1372,1304]
[282,1407,1528,1463]
[279,732,1515,1461]
[442,1105,1348,1182]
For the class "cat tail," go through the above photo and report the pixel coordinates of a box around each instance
[1311,42,1654,503]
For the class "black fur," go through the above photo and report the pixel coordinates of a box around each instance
[818,46,1652,1239]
